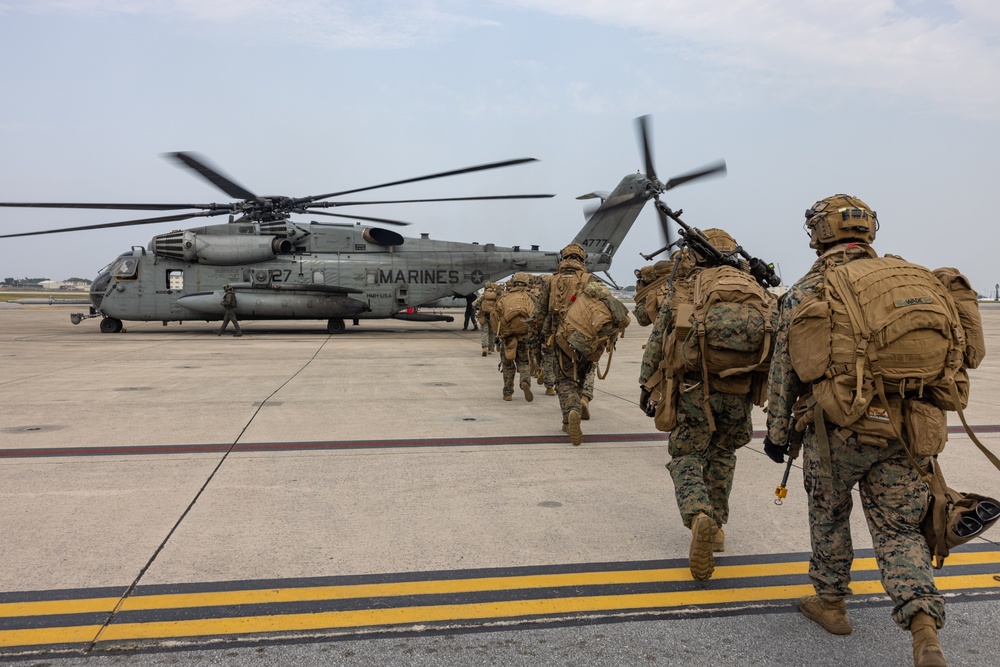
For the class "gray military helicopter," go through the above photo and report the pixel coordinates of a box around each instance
[0,118,725,334]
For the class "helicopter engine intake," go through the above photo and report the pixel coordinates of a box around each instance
[151,230,293,265]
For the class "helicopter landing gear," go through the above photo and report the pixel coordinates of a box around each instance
[100,317,124,334]
[327,318,346,334]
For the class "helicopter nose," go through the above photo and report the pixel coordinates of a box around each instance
[90,270,111,309]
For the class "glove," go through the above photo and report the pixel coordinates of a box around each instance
[763,436,789,464]
[639,387,651,414]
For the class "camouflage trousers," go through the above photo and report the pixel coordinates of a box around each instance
[500,337,532,396]
[582,363,595,401]
[553,348,592,423]
[541,345,556,389]
[667,385,752,528]
[479,318,496,351]
[802,429,944,629]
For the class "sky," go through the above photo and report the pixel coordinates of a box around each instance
[0,0,998,294]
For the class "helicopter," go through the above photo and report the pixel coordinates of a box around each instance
[0,118,727,334]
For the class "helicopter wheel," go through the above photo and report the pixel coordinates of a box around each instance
[100,317,124,334]
[327,318,346,334]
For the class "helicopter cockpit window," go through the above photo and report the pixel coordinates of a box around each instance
[111,257,138,280]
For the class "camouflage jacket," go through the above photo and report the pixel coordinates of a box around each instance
[765,243,873,445]
[221,291,237,311]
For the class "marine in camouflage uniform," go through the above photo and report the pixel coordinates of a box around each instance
[544,244,594,445]
[764,195,947,667]
[492,273,538,402]
[638,229,753,581]
[472,282,501,356]
[530,274,557,396]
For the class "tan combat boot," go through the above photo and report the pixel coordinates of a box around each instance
[482,347,488,357]
[581,397,591,420]
[798,595,852,635]
[713,526,725,553]
[503,394,512,402]
[910,612,947,667]
[688,513,718,581]
[545,386,556,396]
[567,410,583,446]
[520,380,533,402]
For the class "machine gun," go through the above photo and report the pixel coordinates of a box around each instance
[645,199,782,289]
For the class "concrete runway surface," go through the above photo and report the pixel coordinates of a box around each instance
[1,302,998,665]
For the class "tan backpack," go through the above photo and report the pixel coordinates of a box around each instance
[555,282,630,374]
[548,269,592,325]
[480,284,499,315]
[788,249,967,441]
[933,267,985,370]
[494,290,537,339]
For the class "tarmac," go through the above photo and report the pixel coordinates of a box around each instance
[1,302,998,665]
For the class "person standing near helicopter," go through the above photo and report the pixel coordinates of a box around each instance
[217,285,242,337]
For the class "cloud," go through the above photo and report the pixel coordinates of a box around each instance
[501,0,1000,121]
[1,0,499,49]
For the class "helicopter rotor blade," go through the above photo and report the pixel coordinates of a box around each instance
[0,209,230,239]
[654,197,674,250]
[297,158,541,204]
[303,193,555,209]
[164,152,259,202]
[635,115,657,183]
[663,160,727,191]
[0,202,228,211]
[303,210,411,226]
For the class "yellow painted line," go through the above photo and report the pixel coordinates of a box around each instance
[0,597,119,619]
[0,624,102,648]
[0,571,996,649]
[2,550,998,620]
[95,573,1000,643]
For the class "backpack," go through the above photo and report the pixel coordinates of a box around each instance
[787,249,966,440]
[645,265,776,432]
[635,251,695,327]
[933,267,985,370]
[479,285,499,315]
[555,282,630,373]
[494,289,537,338]
[548,269,592,325]
[681,265,776,381]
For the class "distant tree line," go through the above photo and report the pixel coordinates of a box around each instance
[2,277,91,287]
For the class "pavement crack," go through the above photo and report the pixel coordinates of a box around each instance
[84,336,333,653]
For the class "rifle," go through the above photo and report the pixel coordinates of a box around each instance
[649,199,782,289]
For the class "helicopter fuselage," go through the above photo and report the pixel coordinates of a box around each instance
[84,221,576,333]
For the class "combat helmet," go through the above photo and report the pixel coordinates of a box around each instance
[508,272,532,289]
[560,243,587,262]
[804,194,877,250]
[695,228,738,264]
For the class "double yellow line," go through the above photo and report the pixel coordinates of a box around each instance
[2,552,998,650]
